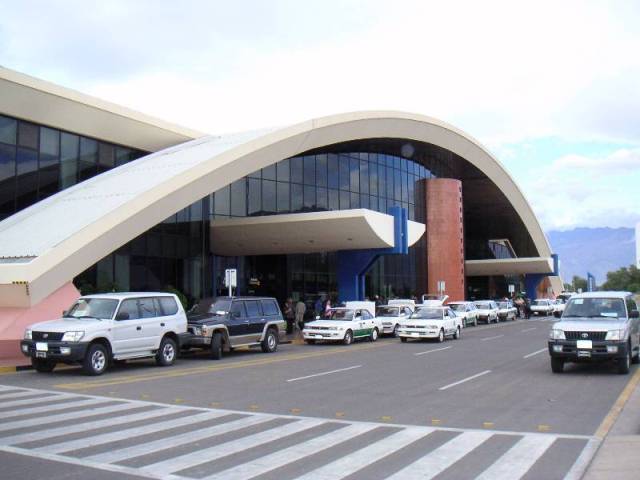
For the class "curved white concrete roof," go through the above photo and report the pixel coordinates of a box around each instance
[0,111,552,307]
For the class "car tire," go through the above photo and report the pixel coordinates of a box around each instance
[550,357,564,373]
[210,332,223,360]
[617,346,631,374]
[370,328,379,342]
[83,343,109,376]
[343,330,353,345]
[400,337,408,343]
[393,324,399,337]
[31,358,56,373]
[305,339,316,345]
[156,336,177,367]
[454,326,461,340]
[261,328,278,353]
[437,329,445,343]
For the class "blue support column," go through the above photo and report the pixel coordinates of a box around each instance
[336,206,408,302]
[524,274,546,300]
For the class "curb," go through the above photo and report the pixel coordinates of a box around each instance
[0,363,33,374]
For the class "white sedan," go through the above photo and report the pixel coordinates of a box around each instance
[474,300,499,324]
[303,306,381,345]
[496,301,517,321]
[531,299,555,316]
[448,301,479,327]
[398,306,463,343]
[376,304,414,336]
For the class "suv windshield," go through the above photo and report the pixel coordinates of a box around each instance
[564,298,627,318]
[377,306,400,317]
[64,298,119,320]
[325,309,354,321]
[207,299,233,316]
[411,308,443,320]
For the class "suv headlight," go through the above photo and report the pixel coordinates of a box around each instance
[549,329,565,340]
[606,330,624,341]
[24,329,32,340]
[61,331,84,342]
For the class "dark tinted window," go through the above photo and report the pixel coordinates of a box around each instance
[261,300,279,316]
[159,296,179,315]
[138,298,157,318]
[118,299,140,320]
[245,300,262,317]
[0,115,17,144]
[230,301,246,319]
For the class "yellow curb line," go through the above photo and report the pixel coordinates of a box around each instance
[594,366,640,440]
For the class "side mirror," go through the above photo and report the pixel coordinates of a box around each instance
[115,312,129,321]
[62,310,68,316]
[630,310,639,319]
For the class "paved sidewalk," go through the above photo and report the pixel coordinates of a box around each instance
[583,369,640,480]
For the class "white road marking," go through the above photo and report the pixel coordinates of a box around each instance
[0,407,182,445]
[414,346,452,356]
[85,414,275,464]
[0,398,106,420]
[39,410,226,454]
[0,402,142,432]
[481,334,505,341]
[523,348,548,359]
[286,365,362,382]
[439,370,492,391]
[521,327,537,332]
[296,427,434,480]
[0,393,76,409]
[0,391,54,401]
[475,434,556,480]
[141,418,326,476]
[203,423,380,480]
[387,431,493,480]
[564,438,601,480]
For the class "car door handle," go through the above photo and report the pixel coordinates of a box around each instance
[136,326,142,331]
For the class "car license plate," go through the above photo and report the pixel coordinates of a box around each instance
[36,351,47,358]
[411,332,419,337]
[36,342,48,351]
[576,340,592,349]
[577,350,591,358]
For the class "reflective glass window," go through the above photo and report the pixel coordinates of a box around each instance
[248,178,261,215]
[16,147,37,175]
[349,157,359,193]
[316,154,327,187]
[350,192,360,208]
[291,157,303,184]
[386,167,394,199]
[369,161,377,195]
[303,155,315,185]
[214,185,230,216]
[0,115,17,145]
[262,164,276,181]
[98,142,114,171]
[378,163,385,197]
[339,190,350,209]
[303,184,315,210]
[17,122,38,149]
[360,160,369,194]
[263,179,276,213]
[0,144,15,216]
[60,132,79,188]
[248,168,261,179]
[230,179,246,216]
[317,187,328,210]
[277,182,290,212]
[79,137,98,181]
[339,155,350,190]
[291,183,303,212]
[328,188,339,210]
[328,154,339,189]
[276,159,290,182]
[360,194,369,209]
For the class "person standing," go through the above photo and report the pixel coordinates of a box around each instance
[295,298,306,332]
[283,298,295,334]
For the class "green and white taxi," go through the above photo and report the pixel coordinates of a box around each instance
[398,306,463,343]
[303,301,382,345]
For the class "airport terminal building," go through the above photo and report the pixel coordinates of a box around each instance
[0,67,561,357]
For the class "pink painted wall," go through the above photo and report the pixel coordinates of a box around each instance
[0,282,80,359]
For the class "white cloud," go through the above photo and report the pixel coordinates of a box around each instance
[551,149,640,172]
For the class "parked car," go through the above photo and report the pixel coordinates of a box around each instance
[398,306,463,343]
[20,292,188,375]
[496,300,517,321]
[531,299,555,316]
[376,303,414,336]
[473,300,499,324]
[183,297,285,359]
[548,291,640,374]
[303,302,381,345]
[421,294,449,307]
[553,299,566,318]
[448,301,479,327]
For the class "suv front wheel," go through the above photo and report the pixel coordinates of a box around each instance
[261,328,278,353]
[550,357,564,373]
[617,346,631,374]
[83,343,109,376]
[210,332,223,360]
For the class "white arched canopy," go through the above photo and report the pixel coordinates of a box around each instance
[0,111,552,307]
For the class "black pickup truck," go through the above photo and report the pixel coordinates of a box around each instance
[183,297,286,359]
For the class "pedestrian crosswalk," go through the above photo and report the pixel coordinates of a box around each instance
[0,384,595,479]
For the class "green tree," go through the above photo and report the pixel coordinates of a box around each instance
[601,265,640,293]
[571,275,588,292]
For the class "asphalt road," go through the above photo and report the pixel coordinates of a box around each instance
[0,315,635,479]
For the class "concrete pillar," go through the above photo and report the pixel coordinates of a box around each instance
[421,179,466,301]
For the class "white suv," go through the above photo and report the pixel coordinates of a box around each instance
[21,293,188,375]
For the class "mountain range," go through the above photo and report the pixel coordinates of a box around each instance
[546,227,636,286]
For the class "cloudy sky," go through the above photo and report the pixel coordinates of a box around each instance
[1,0,639,231]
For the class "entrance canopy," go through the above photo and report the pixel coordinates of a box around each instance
[211,209,426,256]
[465,257,554,276]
